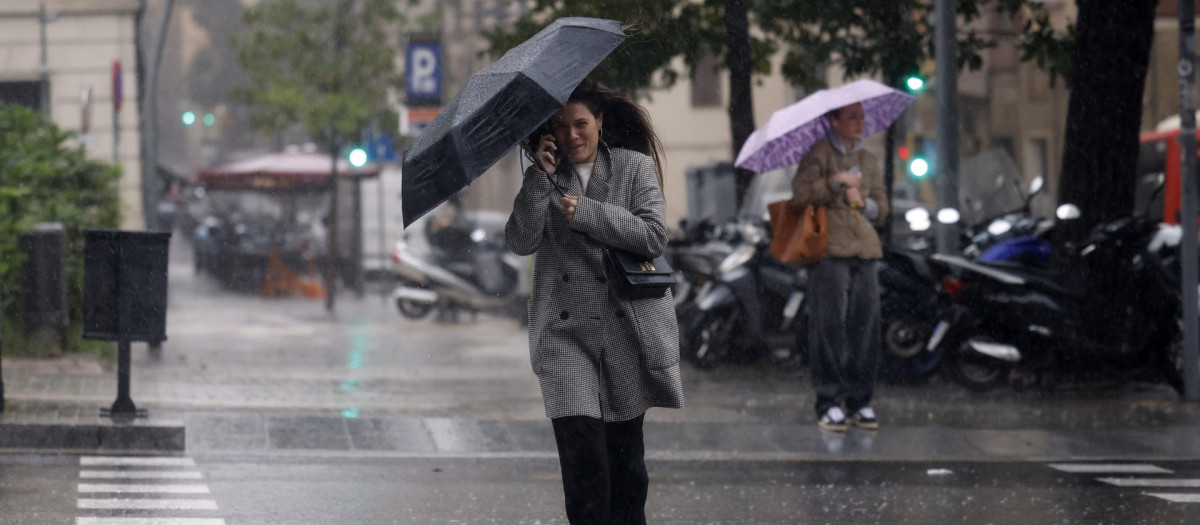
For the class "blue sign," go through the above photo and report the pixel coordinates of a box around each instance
[361,131,398,163]
[406,42,442,105]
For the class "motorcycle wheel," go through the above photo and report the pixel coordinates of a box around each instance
[396,298,435,320]
[880,297,942,382]
[947,339,1010,392]
[683,304,743,369]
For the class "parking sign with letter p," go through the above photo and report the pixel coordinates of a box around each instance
[406,41,442,106]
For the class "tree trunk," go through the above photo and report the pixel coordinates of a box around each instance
[1054,0,1157,259]
[724,0,756,206]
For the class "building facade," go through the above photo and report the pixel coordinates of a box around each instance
[0,0,143,228]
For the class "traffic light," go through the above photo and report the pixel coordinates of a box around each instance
[203,113,215,127]
[181,111,196,126]
[348,147,369,168]
[908,156,930,178]
[904,74,925,93]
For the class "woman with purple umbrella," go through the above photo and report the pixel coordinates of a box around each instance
[791,102,889,433]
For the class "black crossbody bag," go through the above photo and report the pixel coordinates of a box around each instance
[546,166,676,300]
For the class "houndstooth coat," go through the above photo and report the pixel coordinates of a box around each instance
[506,146,685,422]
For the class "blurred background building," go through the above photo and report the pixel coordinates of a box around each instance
[0,0,143,228]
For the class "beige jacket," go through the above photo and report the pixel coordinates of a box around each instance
[790,138,888,259]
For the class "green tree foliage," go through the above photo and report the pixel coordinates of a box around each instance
[230,0,408,144]
[482,0,777,99]
[755,0,1069,90]
[0,104,121,354]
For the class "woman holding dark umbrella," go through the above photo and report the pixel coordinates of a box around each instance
[506,79,684,524]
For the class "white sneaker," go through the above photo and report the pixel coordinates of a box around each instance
[818,406,847,432]
[850,407,878,430]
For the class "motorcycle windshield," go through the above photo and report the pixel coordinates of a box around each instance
[958,149,1028,225]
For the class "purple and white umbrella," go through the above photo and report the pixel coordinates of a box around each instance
[735,79,914,173]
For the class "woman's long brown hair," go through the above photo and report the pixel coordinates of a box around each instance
[523,79,666,196]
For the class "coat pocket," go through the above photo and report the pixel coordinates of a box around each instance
[630,297,680,371]
[534,317,577,375]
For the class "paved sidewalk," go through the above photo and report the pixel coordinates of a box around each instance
[2,236,1200,460]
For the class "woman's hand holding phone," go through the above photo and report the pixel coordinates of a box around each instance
[537,134,559,175]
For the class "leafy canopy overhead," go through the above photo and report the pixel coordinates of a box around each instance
[231,0,409,143]
[485,0,1074,96]
[482,0,777,99]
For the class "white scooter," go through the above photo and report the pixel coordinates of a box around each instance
[390,213,527,321]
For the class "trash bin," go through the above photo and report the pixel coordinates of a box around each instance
[18,223,67,353]
[686,162,738,227]
[82,230,171,342]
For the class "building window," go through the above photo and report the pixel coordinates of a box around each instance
[691,52,721,108]
[0,81,43,110]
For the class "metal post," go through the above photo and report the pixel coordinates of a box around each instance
[113,104,120,165]
[1178,0,1200,401]
[38,2,50,114]
[377,172,386,302]
[935,0,959,254]
[326,135,340,312]
[1,287,5,413]
[104,340,138,416]
[142,0,177,232]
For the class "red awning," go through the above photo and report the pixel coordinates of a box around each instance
[197,151,381,191]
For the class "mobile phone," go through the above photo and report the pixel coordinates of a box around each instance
[542,123,560,165]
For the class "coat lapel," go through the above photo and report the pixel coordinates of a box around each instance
[584,146,612,204]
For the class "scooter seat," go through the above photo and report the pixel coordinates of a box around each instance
[978,260,1086,297]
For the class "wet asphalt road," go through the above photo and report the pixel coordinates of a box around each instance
[2,453,1198,524]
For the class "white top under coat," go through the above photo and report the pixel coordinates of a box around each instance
[574,162,595,193]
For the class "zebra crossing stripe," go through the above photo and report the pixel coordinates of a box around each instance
[81,457,197,468]
[1048,463,1173,474]
[78,499,219,510]
[1145,493,1200,503]
[78,483,210,494]
[1098,478,1200,488]
[76,519,226,525]
[80,471,203,480]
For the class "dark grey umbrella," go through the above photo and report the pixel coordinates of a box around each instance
[401,17,625,227]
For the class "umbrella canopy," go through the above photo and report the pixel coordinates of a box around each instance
[735,79,914,174]
[401,17,625,227]
[198,150,380,191]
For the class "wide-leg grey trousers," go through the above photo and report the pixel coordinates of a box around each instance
[806,257,881,416]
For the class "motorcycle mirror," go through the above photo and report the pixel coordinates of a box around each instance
[1056,203,1082,220]
[937,208,961,225]
[1029,176,1045,196]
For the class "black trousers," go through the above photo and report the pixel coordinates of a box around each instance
[807,257,881,416]
[551,415,648,525]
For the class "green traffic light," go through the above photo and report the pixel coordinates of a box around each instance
[905,75,925,93]
[203,113,215,126]
[182,111,196,126]
[909,157,930,178]
[348,147,368,168]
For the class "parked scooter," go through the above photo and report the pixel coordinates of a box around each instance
[877,245,959,381]
[877,177,1048,382]
[933,203,1185,394]
[390,211,526,321]
[680,218,809,368]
